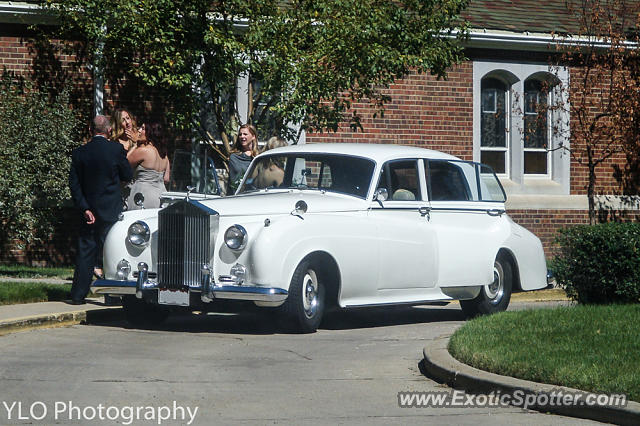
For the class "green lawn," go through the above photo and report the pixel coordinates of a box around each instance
[449,304,640,402]
[0,264,73,279]
[0,282,72,305]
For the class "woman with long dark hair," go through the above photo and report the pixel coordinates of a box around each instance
[126,122,171,209]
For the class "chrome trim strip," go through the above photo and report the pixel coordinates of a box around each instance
[91,279,137,295]
[211,286,288,302]
[92,279,288,302]
[344,299,452,308]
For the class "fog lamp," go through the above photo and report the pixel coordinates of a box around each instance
[230,263,248,285]
[116,259,131,281]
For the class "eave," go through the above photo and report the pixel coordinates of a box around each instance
[0,2,55,25]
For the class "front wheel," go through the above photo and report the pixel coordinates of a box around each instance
[280,259,325,333]
[460,256,512,319]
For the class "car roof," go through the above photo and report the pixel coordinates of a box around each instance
[256,143,461,163]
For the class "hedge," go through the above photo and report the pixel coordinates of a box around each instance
[551,222,640,304]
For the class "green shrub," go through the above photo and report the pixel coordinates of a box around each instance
[0,71,82,248]
[551,222,640,304]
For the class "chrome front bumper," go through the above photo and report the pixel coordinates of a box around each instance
[91,279,288,303]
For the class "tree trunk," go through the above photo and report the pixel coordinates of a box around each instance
[588,163,597,225]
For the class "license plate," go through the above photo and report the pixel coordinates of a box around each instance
[158,290,190,306]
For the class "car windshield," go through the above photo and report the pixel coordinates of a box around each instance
[167,149,221,195]
[238,153,376,198]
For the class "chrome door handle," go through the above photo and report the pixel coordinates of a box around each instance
[487,209,505,216]
[418,206,431,218]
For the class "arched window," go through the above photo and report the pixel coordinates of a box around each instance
[524,79,550,175]
[480,78,508,174]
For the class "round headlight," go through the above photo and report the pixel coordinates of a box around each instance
[224,225,247,250]
[127,221,150,247]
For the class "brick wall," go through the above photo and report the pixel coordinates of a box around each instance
[306,64,474,160]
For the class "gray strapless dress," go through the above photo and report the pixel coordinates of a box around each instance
[127,166,166,210]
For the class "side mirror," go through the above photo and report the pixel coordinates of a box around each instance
[134,192,145,209]
[373,188,388,202]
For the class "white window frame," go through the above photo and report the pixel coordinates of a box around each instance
[473,61,570,196]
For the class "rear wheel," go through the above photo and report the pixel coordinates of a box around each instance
[122,295,170,327]
[460,256,512,319]
[280,259,325,333]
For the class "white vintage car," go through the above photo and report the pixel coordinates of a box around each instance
[93,143,548,332]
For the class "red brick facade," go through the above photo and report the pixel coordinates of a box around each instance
[307,65,474,161]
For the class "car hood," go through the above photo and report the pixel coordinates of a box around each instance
[196,190,368,217]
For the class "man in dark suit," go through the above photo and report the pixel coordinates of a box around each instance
[68,115,133,304]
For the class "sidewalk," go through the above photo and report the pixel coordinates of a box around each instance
[0,298,123,336]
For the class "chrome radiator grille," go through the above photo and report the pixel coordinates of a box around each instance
[158,201,216,290]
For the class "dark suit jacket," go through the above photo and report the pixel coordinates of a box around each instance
[69,135,133,222]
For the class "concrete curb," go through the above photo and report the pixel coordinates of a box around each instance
[423,332,640,425]
[0,307,124,336]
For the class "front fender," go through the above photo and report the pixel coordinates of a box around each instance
[243,211,378,302]
[103,210,160,280]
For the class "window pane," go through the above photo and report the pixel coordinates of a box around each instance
[478,164,506,202]
[378,160,421,201]
[428,160,471,201]
[524,152,548,174]
[482,88,497,113]
[524,79,548,149]
[481,79,507,148]
[169,150,220,195]
[240,154,374,198]
[480,151,505,174]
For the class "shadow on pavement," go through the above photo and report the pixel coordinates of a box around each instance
[84,303,467,335]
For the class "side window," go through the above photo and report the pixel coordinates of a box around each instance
[478,164,507,202]
[319,164,332,188]
[376,160,421,201]
[427,160,472,201]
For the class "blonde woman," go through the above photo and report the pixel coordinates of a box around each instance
[228,124,259,194]
[110,109,138,152]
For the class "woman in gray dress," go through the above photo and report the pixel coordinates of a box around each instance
[126,122,171,209]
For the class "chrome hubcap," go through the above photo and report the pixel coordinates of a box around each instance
[302,270,319,318]
[485,261,504,305]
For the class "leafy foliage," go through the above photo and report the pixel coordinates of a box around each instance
[551,222,640,304]
[0,72,82,248]
[550,0,640,224]
[45,0,469,159]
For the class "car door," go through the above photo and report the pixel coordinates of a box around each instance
[368,159,438,291]
[425,159,507,287]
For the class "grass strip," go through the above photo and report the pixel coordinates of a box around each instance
[0,264,73,279]
[449,304,640,402]
[0,282,71,305]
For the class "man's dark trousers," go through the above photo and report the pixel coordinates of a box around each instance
[71,218,116,301]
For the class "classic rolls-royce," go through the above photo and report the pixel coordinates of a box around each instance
[92,143,548,332]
